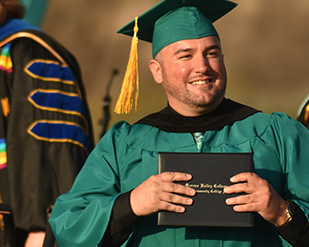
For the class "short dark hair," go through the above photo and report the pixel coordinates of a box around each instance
[0,0,25,25]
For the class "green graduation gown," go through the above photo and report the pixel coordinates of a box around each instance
[49,109,309,247]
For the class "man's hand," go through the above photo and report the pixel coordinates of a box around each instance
[224,172,289,226]
[130,172,196,216]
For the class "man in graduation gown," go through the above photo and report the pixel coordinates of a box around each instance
[49,0,309,246]
[0,0,94,246]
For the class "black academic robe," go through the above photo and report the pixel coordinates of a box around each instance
[0,19,94,236]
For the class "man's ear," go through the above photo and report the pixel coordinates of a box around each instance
[149,59,163,84]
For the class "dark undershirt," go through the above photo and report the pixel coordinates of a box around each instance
[101,99,309,246]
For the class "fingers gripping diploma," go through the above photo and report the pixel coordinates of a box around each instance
[224,172,289,226]
[130,172,196,216]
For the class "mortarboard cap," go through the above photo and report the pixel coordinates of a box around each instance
[118,0,237,58]
[114,0,237,114]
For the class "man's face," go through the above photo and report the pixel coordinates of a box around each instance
[150,36,227,116]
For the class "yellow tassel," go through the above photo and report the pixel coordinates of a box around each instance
[114,16,139,114]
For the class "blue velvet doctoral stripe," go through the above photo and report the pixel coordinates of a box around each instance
[28,122,90,152]
[25,60,75,83]
[29,90,88,119]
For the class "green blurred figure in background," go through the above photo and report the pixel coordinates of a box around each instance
[19,0,49,27]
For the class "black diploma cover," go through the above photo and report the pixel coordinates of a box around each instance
[158,152,254,227]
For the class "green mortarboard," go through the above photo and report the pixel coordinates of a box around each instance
[117,0,237,58]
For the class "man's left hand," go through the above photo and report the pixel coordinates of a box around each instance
[224,172,289,226]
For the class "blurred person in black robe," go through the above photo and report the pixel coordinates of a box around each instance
[0,0,94,246]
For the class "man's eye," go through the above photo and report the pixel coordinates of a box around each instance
[207,50,221,57]
[179,54,192,59]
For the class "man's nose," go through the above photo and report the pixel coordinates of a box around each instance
[194,55,209,73]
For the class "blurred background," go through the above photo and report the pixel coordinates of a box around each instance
[23,0,309,144]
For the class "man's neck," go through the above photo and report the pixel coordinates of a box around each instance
[168,99,224,117]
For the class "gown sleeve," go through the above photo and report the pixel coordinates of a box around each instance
[268,113,309,246]
[49,122,136,247]
[101,191,141,246]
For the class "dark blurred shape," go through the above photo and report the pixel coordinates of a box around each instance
[0,203,15,247]
[99,69,119,137]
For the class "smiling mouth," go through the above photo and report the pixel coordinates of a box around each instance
[190,79,212,85]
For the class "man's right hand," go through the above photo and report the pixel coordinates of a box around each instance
[130,172,196,216]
